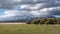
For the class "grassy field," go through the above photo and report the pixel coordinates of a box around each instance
[0,24,60,34]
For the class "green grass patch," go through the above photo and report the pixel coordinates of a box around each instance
[0,24,60,34]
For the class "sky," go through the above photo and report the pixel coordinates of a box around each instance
[0,0,60,21]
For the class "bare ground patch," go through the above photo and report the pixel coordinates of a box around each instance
[0,22,26,24]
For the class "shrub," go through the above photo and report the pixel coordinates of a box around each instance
[48,18,57,24]
[30,18,59,24]
[45,21,49,24]
[40,21,45,24]
[31,20,40,24]
[26,22,31,24]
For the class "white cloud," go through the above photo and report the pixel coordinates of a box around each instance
[20,4,30,9]
[0,10,20,18]
[34,0,37,2]
[1,6,60,18]
[30,11,40,16]
[13,0,21,2]
[4,10,20,16]
[19,3,46,11]
[39,7,60,15]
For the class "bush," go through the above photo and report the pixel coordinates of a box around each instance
[40,21,45,24]
[26,22,31,24]
[30,18,59,25]
[48,18,57,24]
[31,20,40,24]
[54,22,57,24]
[45,21,49,24]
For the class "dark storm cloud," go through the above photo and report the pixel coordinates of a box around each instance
[0,0,21,9]
[49,7,60,15]
[0,0,60,9]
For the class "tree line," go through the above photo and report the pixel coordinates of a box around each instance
[26,18,60,24]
